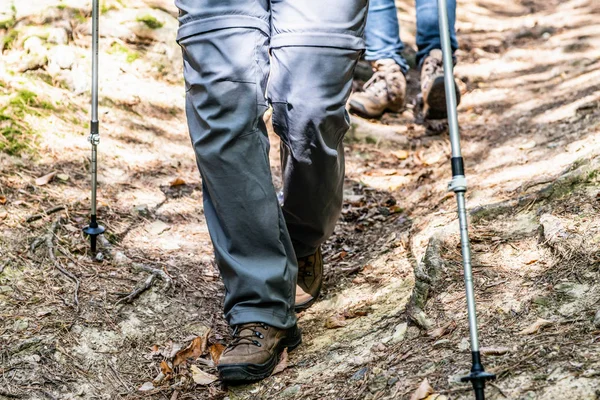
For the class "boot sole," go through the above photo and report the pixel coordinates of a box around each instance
[294,280,322,312]
[423,76,461,120]
[217,330,302,384]
[348,99,405,119]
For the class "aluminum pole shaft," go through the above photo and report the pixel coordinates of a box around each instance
[438,0,461,159]
[437,0,480,352]
[456,192,480,352]
[91,0,99,216]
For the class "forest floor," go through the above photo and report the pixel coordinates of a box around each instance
[1,0,600,399]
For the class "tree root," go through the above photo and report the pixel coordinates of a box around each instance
[29,215,80,312]
[407,234,445,330]
[470,155,600,223]
[97,236,173,305]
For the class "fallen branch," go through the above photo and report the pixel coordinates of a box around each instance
[25,205,66,223]
[98,236,173,304]
[116,273,156,305]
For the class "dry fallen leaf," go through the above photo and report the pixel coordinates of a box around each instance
[150,344,160,355]
[410,378,434,400]
[56,173,70,181]
[160,360,173,378]
[325,314,347,329]
[35,171,57,186]
[427,321,457,339]
[170,177,186,187]
[271,348,289,376]
[208,343,225,365]
[190,365,218,385]
[148,220,170,236]
[138,382,155,392]
[173,330,211,367]
[391,150,409,160]
[152,371,166,385]
[519,318,553,335]
[344,305,371,319]
[0,196,6,205]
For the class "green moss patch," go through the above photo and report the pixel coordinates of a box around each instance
[0,88,55,155]
[136,14,164,30]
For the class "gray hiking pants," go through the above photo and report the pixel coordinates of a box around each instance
[176,0,367,329]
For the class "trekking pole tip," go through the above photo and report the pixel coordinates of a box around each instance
[460,351,496,400]
[83,218,105,258]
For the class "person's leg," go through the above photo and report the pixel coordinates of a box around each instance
[415,0,460,120]
[364,0,410,73]
[269,0,367,305]
[349,0,408,118]
[415,0,458,66]
[176,0,297,330]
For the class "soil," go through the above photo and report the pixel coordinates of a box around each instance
[1,0,600,399]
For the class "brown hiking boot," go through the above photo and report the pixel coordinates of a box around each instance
[218,322,302,383]
[294,248,323,312]
[421,49,461,120]
[349,59,407,118]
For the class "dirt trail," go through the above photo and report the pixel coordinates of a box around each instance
[1,0,600,399]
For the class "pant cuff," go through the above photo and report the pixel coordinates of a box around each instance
[227,307,297,330]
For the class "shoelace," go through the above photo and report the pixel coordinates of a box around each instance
[226,323,268,351]
[361,70,389,97]
[423,56,443,77]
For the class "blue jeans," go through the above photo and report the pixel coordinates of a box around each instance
[364,0,457,73]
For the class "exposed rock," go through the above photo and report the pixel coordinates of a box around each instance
[48,45,77,71]
[554,282,589,300]
[48,27,69,45]
[351,367,368,381]
[90,8,178,44]
[23,36,45,52]
[281,385,301,398]
[390,322,408,344]
[594,310,600,328]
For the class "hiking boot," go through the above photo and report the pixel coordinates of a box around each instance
[218,322,302,383]
[421,49,461,120]
[294,248,323,312]
[349,59,407,118]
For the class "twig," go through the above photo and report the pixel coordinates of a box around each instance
[108,362,133,392]
[30,216,80,312]
[25,205,66,223]
[116,273,156,305]
[135,263,172,290]
[54,263,80,312]
[98,235,173,295]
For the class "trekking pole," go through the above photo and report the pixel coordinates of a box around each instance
[437,0,495,398]
[83,0,105,256]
